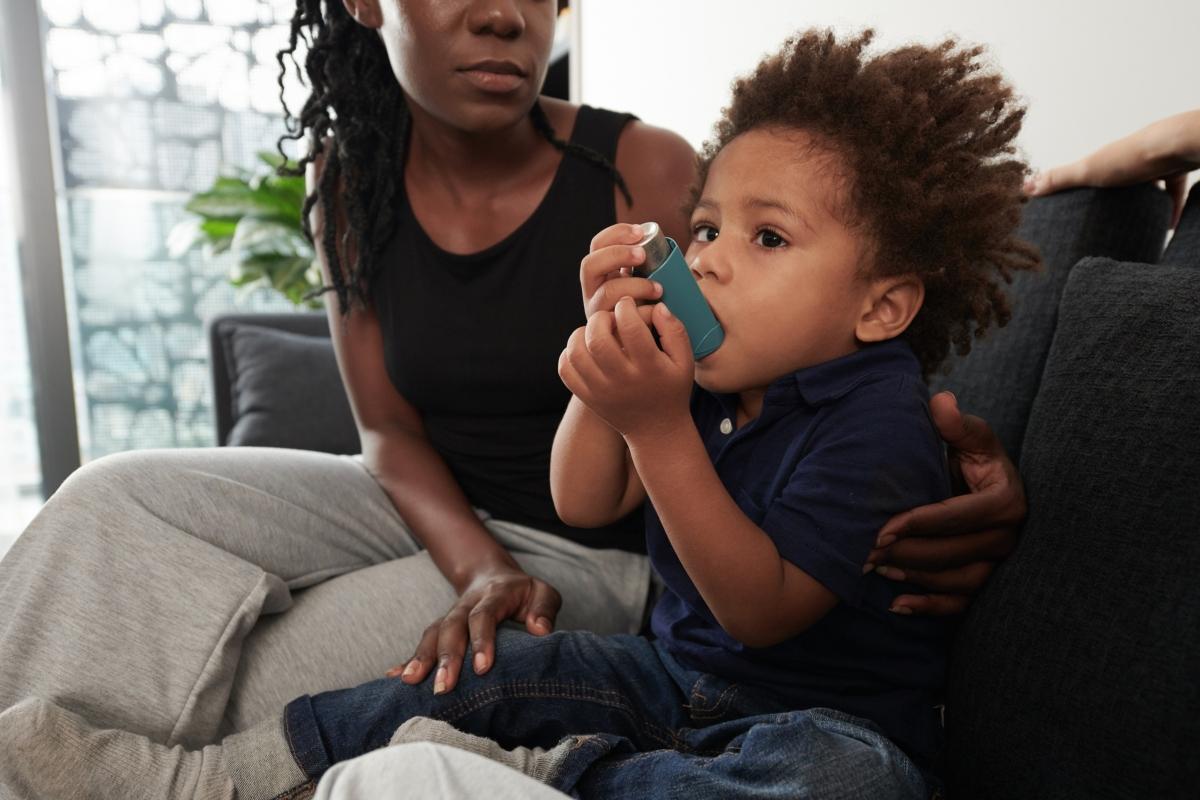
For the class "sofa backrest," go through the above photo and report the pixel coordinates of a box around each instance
[930,185,1171,464]
[943,256,1200,799]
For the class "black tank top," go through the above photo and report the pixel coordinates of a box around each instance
[373,105,644,552]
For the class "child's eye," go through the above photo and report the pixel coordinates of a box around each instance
[755,229,786,249]
[692,224,719,243]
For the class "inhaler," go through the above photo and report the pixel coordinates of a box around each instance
[633,222,724,359]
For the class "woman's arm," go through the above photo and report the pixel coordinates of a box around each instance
[1026,108,1200,228]
[307,152,560,693]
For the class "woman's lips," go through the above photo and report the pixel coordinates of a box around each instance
[458,60,527,93]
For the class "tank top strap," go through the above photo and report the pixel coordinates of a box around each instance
[548,105,636,211]
[567,104,637,163]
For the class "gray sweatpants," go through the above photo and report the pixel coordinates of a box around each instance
[0,447,651,748]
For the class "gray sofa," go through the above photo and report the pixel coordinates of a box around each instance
[206,185,1200,799]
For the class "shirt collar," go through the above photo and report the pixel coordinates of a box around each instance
[700,338,922,419]
[788,338,922,407]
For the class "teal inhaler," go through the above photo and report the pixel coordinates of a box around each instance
[634,222,725,359]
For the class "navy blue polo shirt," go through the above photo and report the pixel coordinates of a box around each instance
[646,338,952,765]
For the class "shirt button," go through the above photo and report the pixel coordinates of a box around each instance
[719,418,733,435]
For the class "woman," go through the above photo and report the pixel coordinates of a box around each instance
[0,0,1022,754]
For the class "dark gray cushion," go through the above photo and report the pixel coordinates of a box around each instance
[931,186,1170,464]
[1161,181,1200,267]
[223,324,361,454]
[944,258,1200,799]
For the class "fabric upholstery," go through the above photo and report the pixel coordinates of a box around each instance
[222,324,360,454]
[931,185,1170,464]
[944,258,1200,799]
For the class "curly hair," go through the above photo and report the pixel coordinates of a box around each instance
[695,29,1041,376]
[275,1,632,314]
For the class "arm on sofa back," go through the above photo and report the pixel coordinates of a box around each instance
[206,312,361,454]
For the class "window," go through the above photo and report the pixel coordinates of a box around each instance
[41,0,302,461]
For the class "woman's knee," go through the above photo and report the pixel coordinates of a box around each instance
[50,449,178,509]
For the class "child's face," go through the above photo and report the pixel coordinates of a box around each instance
[686,128,874,395]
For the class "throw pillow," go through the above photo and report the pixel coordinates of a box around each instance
[225,324,361,454]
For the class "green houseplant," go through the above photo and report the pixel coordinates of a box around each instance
[169,152,321,309]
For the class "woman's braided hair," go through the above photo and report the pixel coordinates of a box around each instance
[276,1,632,313]
[696,29,1041,376]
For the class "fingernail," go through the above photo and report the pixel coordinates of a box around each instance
[659,302,673,318]
[536,616,552,632]
[651,280,663,296]
[638,222,654,237]
[402,661,418,678]
[876,565,906,581]
[473,652,487,673]
[889,605,913,615]
[631,245,645,260]
[876,534,896,548]
[386,667,402,678]
[433,667,447,695]
[861,562,875,575]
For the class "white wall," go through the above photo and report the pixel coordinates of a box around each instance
[575,0,1200,176]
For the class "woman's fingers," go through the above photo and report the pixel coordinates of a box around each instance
[466,595,506,675]
[521,579,562,636]
[877,487,1021,543]
[1166,172,1188,228]
[390,622,441,683]
[874,560,995,595]
[869,528,1016,571]
[431,609,471,694]
[888,592,970,617]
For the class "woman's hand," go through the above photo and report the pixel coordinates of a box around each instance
[581,223,663,318]
[387,565,561,694]
[559,298,694,439]
[865,392,1026,616]
[1025,108,1200,228]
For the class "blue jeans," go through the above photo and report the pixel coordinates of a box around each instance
[284,628,931,799]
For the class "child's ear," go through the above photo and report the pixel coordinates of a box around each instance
[856,275,924,344]
[342,0,384,28]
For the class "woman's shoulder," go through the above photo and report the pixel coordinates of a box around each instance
[542,97,696,240]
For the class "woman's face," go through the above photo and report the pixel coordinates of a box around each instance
[356,0,557,132]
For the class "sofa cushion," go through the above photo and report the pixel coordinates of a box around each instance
[931,185,1170,464]
[223,324,361,454]
[944,258,1200,799]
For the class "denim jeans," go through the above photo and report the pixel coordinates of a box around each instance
[284,628,930,799]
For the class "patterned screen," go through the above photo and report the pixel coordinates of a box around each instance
[41,0,306,458]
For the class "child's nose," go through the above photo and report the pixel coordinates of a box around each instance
[690,249,731,283]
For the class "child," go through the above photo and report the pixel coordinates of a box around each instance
[0,29,1037,800]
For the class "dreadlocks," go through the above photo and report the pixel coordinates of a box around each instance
[276,0,632,314]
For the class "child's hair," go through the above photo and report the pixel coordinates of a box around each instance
[694,29,1041,376]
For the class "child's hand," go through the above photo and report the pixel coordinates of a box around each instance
[559,297,693,440]
[581,223,664,319]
